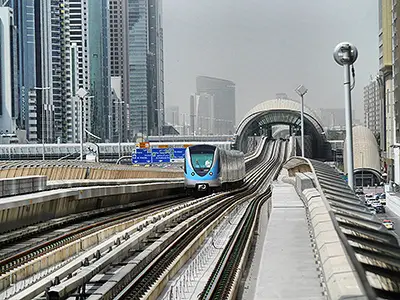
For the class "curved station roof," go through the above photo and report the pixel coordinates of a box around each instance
[343,126,380,173]
[235,99,328,158]
[343,126,382,185]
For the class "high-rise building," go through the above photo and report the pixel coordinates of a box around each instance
[11,0,36,138]
[189,93,215,135]
[34,0,71,143]
[109,0,129,142]
[166,105,179,127]
[196,93,214,135]
[69,0,90,142]
[318,108,356,130]
[149,0,165,136]
[196,76,236,135]
[0,7,17,135]
[127,0,164,138]
[378,0,394,162]
[393,1,400,144]
[88,0,111,141]
[363,78,381,137]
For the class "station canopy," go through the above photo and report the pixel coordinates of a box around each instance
[235,98,328,158]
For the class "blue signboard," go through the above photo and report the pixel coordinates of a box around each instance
[152,148,171,163]
[132,147,187,164]
[171,148,186,159]
[132,148,152,164]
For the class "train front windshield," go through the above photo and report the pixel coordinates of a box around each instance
[191,153,214,170]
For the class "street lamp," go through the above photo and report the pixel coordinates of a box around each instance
[361,152,364,189]
[333,42,358,189]
[76,88,89,161]
[34,86,51,160]
[113,100,125,159]
[295,84,308,157]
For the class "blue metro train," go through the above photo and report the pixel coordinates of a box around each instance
[184,144,245,196]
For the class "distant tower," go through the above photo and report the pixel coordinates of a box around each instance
[127,0,164,137]
[109,0,129,141]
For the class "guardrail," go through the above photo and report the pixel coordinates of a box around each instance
[283,157,400,300]
[0,161,182,180]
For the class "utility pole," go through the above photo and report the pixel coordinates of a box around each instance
[295,85,308,157]
[333,42,358,189]
[34,86,51,160]
[76,88,89,161]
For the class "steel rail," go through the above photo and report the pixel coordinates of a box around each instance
[112,140,284,300]
[199,141,286,299]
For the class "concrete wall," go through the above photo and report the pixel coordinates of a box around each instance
[0,176,46,197]
[0,163,183,180]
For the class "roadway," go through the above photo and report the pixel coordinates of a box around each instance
[376,206,400,242]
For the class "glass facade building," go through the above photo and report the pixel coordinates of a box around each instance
[196,76,236,135]
[88,0,111,140]
[127,0,164,138]
[13,0,36,136]
[109,0,129,141]
[0,7,17,134]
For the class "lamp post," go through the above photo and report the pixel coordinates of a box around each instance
[76,88,89,161]
[114,100,124,159]
[361,152,364,189]
[34,86,51,160]
[333,42,358,189]
[295,85,308,157]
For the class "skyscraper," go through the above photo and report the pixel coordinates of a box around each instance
[127,0,164,138]
[148,0,165,136]
[378,0,394,160]
[69,0,90,142]
[363,78,381,137]
[166,105,179,127]
[88,0,111,141]
[34,0,71,143]
[12,0,36,137]
[0,7,17,135]
[196,76,236,135]
[109,0,129,142]
[393,1,400,144]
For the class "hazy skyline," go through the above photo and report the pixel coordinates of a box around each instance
[163,0,378,123]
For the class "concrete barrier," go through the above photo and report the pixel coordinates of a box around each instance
[0,161,183,180]
[284,173,368,300]
[46,178,183,190]
[0,181,184,234]
[294,172,314,192]
[0,176,47,198]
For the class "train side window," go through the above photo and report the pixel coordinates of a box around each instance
[183,158,187,173]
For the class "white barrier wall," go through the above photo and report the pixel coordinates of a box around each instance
[387,193,400,217]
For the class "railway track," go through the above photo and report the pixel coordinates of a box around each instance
[0,196,188,276]
[104,140,285,300]
[0,193,186,260]
[199,141,287,300]
[3,138,281,300]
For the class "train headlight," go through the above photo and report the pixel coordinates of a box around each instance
[209,172,213,176]
[191,172,195,176]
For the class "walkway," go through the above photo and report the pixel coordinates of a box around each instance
[245,180,326,300]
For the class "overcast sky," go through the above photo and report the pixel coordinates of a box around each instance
[163,0,378,123]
